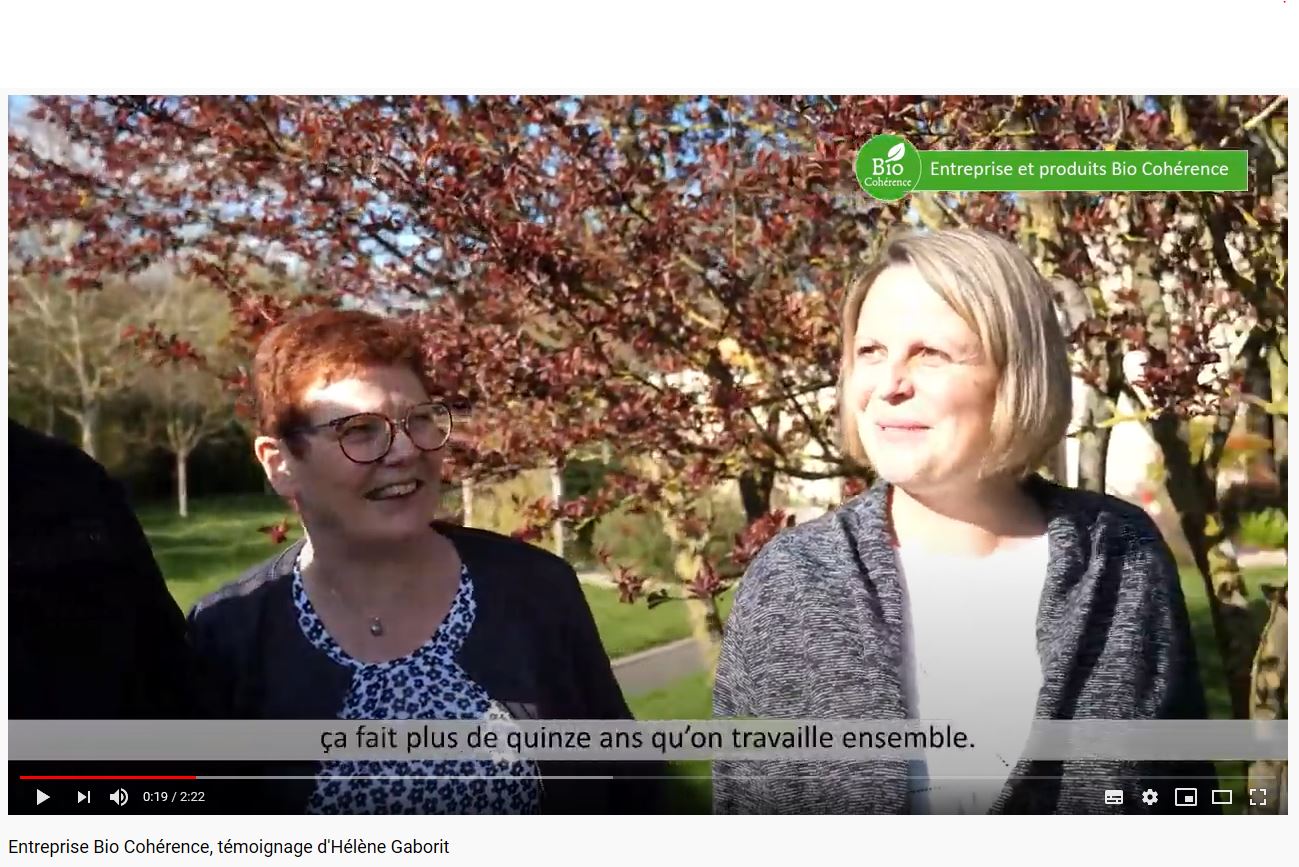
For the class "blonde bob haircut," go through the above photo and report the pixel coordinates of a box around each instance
[839,228,1073,480]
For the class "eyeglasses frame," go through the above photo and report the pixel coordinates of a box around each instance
[289,400,454,464]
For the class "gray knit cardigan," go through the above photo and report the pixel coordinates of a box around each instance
[712,474,1219,814]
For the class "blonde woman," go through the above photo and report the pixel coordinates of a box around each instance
[713,228,1217,814]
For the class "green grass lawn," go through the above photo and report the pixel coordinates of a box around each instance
[1177,563,1285,718]
[626,670,715,813]
[139,494,693,660]
[138,494,301,613]
[580,587,694,659]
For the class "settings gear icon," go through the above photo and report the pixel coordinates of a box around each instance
[1141,789,1159,806]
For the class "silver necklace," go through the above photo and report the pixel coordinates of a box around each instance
[301,559,418,638]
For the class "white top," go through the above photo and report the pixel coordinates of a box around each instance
[896,534,1049,814]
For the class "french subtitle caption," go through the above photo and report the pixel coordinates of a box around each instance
[317,720,974,761]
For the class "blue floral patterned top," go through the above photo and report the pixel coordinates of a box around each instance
[292,558,542,814]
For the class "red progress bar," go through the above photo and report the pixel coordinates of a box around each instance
[19,775,197,780]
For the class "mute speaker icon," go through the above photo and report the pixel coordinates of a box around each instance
[108,788,129,806]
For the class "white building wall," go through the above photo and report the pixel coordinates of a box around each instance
[1063,377,1162,499]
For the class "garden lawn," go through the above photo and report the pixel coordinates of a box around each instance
[626,670,715,814]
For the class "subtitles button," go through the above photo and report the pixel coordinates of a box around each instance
[1103,789,1123,805]
[1174,788,1198,807]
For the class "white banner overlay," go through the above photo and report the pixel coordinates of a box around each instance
[7,719,1287,762]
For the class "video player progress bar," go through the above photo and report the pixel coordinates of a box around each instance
[213,775,618,781]
[21,774,1260,781]
[21,774,611,781]
[20,775,198,780]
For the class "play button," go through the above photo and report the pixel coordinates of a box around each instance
[36,789,50,805]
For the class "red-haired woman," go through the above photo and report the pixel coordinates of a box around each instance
[190,309,651,815]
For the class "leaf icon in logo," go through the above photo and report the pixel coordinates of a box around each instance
[886,142,906,163]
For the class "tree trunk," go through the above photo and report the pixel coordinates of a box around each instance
[658,504,723,666]
[738,468,774,523]
[1244,346,1277,476]
[550,461,564,558]
[80,403,100,460]
[1150,413,1253,719]
[1247,583,1287,814]
[43,340,57,435]
[176,448,190,518]
[1076,387,1114,493]
[461,478,475,527]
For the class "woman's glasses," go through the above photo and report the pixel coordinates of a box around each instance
[294,401,453,464]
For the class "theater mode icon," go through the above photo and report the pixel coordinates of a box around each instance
[1104,789,1124,805]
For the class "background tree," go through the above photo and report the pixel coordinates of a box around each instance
[126,273,241,517]
[7,96,1286,712]
[7,269,165,458]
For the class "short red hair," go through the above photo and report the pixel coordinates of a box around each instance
[253,308,432,443]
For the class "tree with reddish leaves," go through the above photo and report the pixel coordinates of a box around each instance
[8,97,1286,732]
[10,95,892,651]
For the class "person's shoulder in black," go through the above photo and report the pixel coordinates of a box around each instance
[8,419,202,719]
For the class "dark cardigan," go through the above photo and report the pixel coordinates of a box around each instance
[713,474,1220,814]
[8,420,201,720]
[188,522,662,814]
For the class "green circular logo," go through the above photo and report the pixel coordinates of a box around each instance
[855,134,921,201]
